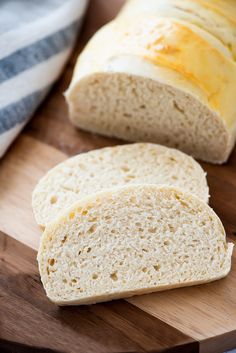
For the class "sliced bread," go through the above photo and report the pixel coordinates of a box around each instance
[38,185,233,306]
[66,0,236,163]
[32,143,209,228]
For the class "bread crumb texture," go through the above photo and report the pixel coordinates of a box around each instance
[32,143,209,227]
[69,72,234,164]
[38,185,233,306]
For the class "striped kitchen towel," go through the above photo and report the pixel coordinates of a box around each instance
[0,0,88,158]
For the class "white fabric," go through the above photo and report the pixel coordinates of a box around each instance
[0,0,88,157]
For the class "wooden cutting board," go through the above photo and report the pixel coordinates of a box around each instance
[0,1,236,352]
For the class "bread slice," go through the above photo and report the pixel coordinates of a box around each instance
[32,143,209,228]
[66,1,236,163]
[38,185,233,306]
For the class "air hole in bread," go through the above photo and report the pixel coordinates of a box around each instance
[168,225,175,232]
[121,166,130,172]
[88,224,97,234]
[164,240,170,246]
[61,235,67,244]
[49,258,55,266]
[147,216,153,221]
[110,272,118,281]
[153,264,161,271]
[148,228,157,234]
[50,196,57,204]
[126,175,135,180]
[170,156,177,162]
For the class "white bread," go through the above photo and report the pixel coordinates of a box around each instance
[32,143,209,228]
[37,185,233,306]
[65,0,236,163]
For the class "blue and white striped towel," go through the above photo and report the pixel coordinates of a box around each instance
[0,0,88,157]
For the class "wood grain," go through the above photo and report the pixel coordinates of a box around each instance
[0,135,65,249]
[1,0,236,352]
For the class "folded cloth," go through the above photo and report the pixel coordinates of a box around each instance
[0,0,88,157]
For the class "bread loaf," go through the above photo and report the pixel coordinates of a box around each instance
[32,143,209,227]
[38,185,233,306]
[66,0,236,163]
